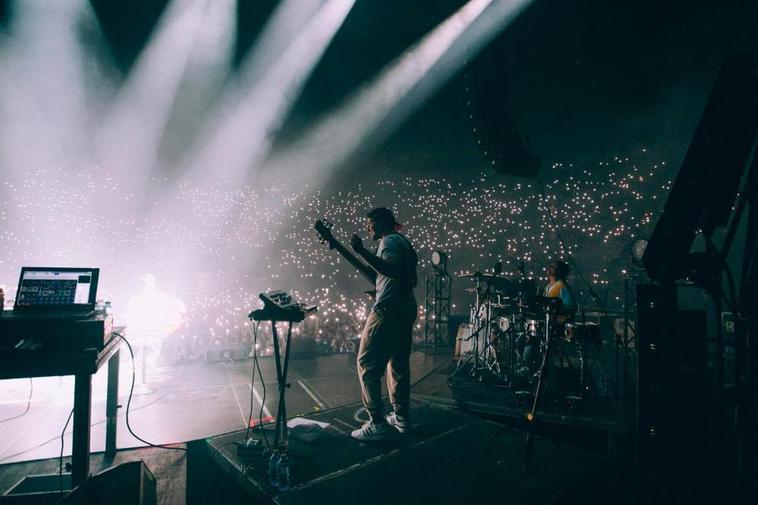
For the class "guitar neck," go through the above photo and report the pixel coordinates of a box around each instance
[331,240,377,285]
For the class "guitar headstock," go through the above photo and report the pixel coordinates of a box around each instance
[314,219,336,249]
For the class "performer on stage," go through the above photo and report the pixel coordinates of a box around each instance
[544,260,576,318]
[519,260,576,376]
[349,207,418,441]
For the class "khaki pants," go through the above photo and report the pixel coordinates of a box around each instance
[357,304,416,422]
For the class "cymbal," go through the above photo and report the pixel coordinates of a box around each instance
[457,271,486,278]
[457,272,511,280]
[579,310,622,318]
[462,287,502,293]
[457,272,518,291]
[463,288,514,298]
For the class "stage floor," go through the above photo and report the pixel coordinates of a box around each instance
[0,345,634,504]
[0,349,448,465]
[188,398,603,505]
[415,359,631,436]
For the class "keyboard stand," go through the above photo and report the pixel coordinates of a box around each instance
[249,291,316,451]
[270,320,294,449]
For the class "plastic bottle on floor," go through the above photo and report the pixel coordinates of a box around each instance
[268,449,280,489]
[276,453,290,491]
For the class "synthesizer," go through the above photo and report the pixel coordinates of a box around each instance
[248,291,317,322]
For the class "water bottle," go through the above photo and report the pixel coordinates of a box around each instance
[276,453,290,491]
[268,450,280,489]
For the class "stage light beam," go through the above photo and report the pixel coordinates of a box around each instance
[0,0,94,176]
[143,0,354,266]
[93,0,212,192]
[0,0,106,261]
[149,0,237,169]
[179,0,356,187]
[261,0,533,187]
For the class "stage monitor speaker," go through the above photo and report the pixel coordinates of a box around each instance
[59,460,156,505]
[675,309,708,369]
[635,284,711,501]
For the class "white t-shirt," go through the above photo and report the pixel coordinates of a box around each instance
[374,233,417,309]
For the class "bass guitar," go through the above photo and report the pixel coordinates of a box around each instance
[314,219,376,297]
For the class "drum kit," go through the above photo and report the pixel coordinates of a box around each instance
[454,270,600,398]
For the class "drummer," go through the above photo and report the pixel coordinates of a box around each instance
[544,260,577,320]
[518,260,576,377]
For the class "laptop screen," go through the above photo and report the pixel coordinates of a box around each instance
[14,267,99,309]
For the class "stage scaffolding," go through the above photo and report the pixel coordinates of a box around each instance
[424,271,451,353]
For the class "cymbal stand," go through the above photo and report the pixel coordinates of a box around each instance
[578,311,588,397]
[452,275,501,381]
[472,278,503,381]
[559,316,588,398]
[453,276,484,375]
[470,275,486,379]
[523,310,555,473]
[482,296,503,379]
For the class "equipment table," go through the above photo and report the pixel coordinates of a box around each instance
[0,333,122,488]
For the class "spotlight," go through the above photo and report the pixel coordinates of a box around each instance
[630,238,648,267]
[431,250,448,272]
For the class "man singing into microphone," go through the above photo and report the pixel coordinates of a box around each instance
[349,207,418,441]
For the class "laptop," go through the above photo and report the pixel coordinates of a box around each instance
[12,267,100,318]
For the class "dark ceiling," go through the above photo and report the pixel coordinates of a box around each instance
[4,0,757,177]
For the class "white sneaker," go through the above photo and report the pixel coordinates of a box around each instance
[351,421,392,441]
[386,413,409,434]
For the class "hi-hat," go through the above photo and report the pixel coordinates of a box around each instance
[457,271,483,278]
[457,271,517,290]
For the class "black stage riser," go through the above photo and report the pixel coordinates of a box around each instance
[186,399,601,505]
